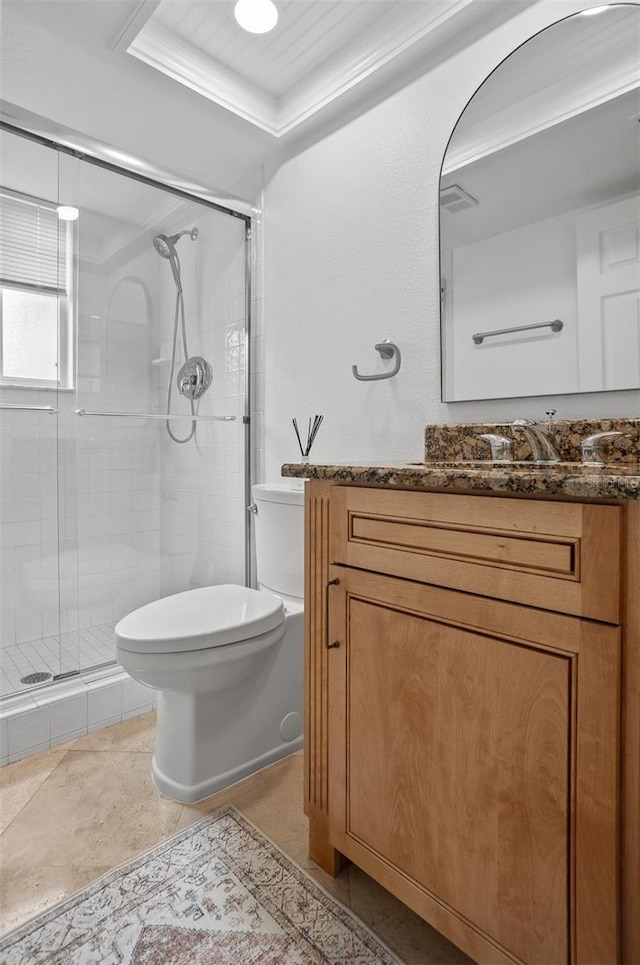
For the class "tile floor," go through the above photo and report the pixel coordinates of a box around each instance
[1,623,115,696]
[0,712,473,964]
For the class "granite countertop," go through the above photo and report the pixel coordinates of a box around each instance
[281,460,640,500]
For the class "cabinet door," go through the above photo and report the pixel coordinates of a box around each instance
[327,568,620,965]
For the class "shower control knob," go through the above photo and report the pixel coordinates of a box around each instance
[177,356,213,401]
[247,503,258,514]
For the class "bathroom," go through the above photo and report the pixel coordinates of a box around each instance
[0,0,638,962]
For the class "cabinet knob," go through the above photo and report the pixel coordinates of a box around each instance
[326,640,340,650]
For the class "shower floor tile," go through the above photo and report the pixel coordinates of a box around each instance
[0,624,116,697]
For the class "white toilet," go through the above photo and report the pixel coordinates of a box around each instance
[115,483,304,803]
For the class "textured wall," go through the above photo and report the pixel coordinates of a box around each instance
[263,0,639,480]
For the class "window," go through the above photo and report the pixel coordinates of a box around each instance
[0,187,76,389]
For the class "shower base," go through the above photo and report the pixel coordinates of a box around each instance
[1,623,116,698]
[0,659,156,767]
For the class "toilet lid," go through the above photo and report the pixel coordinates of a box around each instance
[115,585,285,654]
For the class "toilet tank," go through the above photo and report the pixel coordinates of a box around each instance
[253,483,304,601]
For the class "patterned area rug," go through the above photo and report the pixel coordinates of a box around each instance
[0,806,402,964]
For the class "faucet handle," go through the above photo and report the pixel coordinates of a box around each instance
[479,433,514,462]
[580,431,623,466]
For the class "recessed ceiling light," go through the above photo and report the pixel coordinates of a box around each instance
[57,206,79,221]
[580,5,611,15]
[234,0,278,34]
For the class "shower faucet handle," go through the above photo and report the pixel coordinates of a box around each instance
[177,357,213,401]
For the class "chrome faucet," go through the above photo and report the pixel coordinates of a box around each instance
[580,431,622,466]
[512,418,561,463]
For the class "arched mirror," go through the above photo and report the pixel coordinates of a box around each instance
[439,3,640,402]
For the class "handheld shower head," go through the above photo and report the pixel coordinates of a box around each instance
[153,228,198,260]
[153,234,175,259]
[152,227,198,292]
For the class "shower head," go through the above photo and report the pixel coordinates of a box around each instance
[153,227,199,260]
[153,234,175,259]
[153,228,198,292]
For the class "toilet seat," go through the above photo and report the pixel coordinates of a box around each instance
[115,584,284,654]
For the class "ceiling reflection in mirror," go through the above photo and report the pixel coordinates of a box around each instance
[439,3,640,402]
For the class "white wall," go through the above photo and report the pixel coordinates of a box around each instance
[262,0,639,481]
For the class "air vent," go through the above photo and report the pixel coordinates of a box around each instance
[440,184,479,212]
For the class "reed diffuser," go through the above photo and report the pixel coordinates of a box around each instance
[292,414,323,461]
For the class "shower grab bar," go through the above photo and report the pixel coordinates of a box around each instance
[472,319,563,344]
[74,408,235,422]
[0,403,58,413]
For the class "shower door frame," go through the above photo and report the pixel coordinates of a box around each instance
[0,104,256,595]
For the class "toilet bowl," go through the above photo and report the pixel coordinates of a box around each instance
[115,483,304,803]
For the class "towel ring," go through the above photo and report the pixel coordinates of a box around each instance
[352,341,401,381]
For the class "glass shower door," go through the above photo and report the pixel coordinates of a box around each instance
[55,148,248,666]
[0,123,250,698]
[0,128,70,694]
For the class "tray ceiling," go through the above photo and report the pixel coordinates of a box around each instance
[117,0,485,137]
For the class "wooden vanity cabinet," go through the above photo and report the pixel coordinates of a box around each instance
[304,481,637,965]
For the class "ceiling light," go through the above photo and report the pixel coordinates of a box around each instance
[234,0,278,34]
[57,206,79,221]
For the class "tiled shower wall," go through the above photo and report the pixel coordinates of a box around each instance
[156,208,247,593]
[65,249,163,638]
[0,250,163,690]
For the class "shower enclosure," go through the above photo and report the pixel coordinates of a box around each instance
[0,119,254,748]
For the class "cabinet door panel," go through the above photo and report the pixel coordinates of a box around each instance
[328,567,621,965]
[347,597,570,964]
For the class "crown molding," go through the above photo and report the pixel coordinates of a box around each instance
[127,21,281,136]
[275,0,483,136]
[124,0,520,139]
[443,58,640,174]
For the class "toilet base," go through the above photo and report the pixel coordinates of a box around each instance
[151,734,303,803]
[149,609,304,803]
